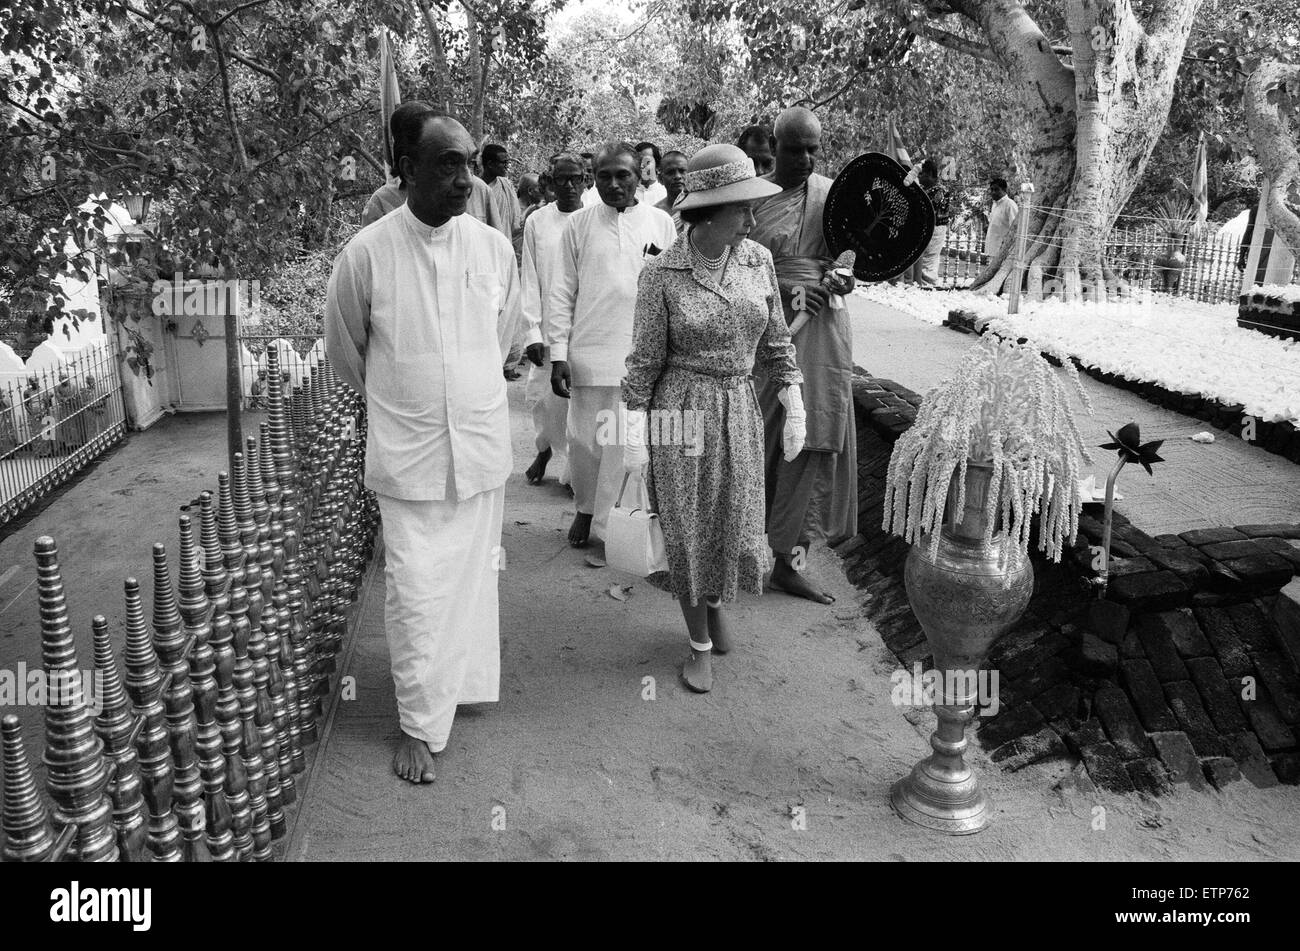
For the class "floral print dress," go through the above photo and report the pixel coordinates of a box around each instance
[622,236,802,605]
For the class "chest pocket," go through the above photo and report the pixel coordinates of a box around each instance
[467,272,502,316]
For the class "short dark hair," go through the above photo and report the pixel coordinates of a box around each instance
[595,140,640,170]
[679,205,710,225]
[482,143,508,164]
[579,151,594,160]
[634,141,662,166]
[662,149,687,164]
[991,177,1009,191]
[736,124,774,152]
[921,158,939,177]
[391,101,450,188]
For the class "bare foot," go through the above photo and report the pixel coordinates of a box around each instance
[706,600,732,654]
[392,733,436,784]
[682,649,713,693]
[525,447,552,485]
[769,558,835,605]
[569,512,592,548]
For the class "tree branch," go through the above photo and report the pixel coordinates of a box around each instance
[214,0,276,27]
[905,19,999,63]
[210,27,251,172]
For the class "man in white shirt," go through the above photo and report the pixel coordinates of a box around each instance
[635,141,668,207]
[580,151,600,207]
[985,177,1019,260]
[652,149,688,236]
[520,153,585,487]
[548,141,676,547]
[325,105,521,785]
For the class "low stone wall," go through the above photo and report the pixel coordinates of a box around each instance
[841,369,1300,794]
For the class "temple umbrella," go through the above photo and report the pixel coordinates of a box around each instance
[379,28,402,181]
[1190,131,1209,231]
[885,117,912,170]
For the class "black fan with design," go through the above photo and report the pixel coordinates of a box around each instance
[823,152,935,282]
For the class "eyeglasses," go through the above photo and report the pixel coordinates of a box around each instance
[552,175,584,186]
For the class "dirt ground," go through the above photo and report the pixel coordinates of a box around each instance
[2,338,1298,861]
[285,380,1300,862]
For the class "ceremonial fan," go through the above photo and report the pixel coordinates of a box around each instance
[823,151,935,283]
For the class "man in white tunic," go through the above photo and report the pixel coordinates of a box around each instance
[985,177,1019,260]
[548,141,677,547]
[325,106,521,784]
[521,153,585,487]
[481,142,522,245]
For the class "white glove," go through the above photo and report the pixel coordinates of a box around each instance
[779,385,806,462]
[623,407,649,471]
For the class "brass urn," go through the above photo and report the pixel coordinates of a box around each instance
[891,462,1034,834]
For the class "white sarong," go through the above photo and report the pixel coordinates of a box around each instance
[376,486,504,752]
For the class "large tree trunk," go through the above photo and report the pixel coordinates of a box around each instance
[949,0,1199,300]
[415,2,453,111]
[1246,61,1300,259]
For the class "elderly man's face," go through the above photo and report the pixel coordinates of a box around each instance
[774,125,819,185]
[596,152,640,209]
[485,149,510,179]
[552,159,585,211]
[401,117,476,220]
[583,157,595,189]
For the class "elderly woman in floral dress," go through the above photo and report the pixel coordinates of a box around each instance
[622,144,808,693]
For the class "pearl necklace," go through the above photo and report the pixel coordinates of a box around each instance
[690,233,729,270]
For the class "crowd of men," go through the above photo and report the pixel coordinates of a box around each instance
[331,102,1020,783]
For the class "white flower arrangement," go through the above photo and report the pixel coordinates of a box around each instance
[884,335,1093,571]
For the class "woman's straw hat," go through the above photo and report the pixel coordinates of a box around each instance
[674,144,782,211]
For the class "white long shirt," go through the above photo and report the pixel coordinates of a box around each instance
[581,187,600,207]
[986,195,1020,257]
[520,203,577,349]
[325,204,521,502]
[546,200,677,387]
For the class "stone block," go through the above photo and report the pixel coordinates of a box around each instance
[1154,534,1186,549]
[1179,527,1247,546]
[1244,700,1297,752]
[1110,556,1156,577]
[1110,571,1190,612]
[1225,732,1279,788]
[1194,605,1252,678]
[1114,523,1160,553]
[1271,579,1300,672]
[1064,718,1107,755]
[1147,548,1211,584]
[1198,539,1268,561]
[1220,554,1294,590]
[1226,602,1278,652]
[1163,680,1226,757]
[1201,756,1242,790]
[1034,683,1083,722]
[1253,652,1300,724]
[1073,632,1119,677]
[1149,731,1206,790]
[1080,743,1136,793]
[1125,758,1173,796]
[1235,524,1300,540]
[989,726,1069,771]
[1184,657,1249,733]
[977,700,1046,750]
[1255,537,1300,569]
[1005,651,1069,703]
[1135,614,1189,682]
[1120,627,1145,659]
[1274,753,1300,785]
[1087,599,1131,645]
[1094,685,1155,759]
[1119,660,1179,732]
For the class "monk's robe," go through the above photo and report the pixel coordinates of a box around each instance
[750,171,857,555]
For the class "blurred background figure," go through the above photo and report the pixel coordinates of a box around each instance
[736,124,776,177]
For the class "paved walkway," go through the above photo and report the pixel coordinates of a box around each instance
[848,297,1300,536]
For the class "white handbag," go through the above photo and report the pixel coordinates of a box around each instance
[605,472,668,577]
